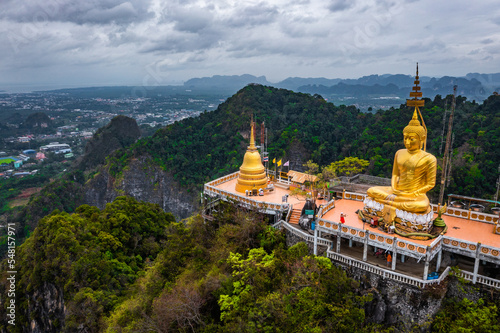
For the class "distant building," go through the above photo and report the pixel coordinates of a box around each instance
[13,172,30,177]
[23,149,37,155]
[14,160,23,168]
[18,136,30,143]
[40,143,70,153]
[36,152,46,161]
[55,148,72,154]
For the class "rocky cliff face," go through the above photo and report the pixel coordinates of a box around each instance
[18,282,65,333]
[84,155,197,220]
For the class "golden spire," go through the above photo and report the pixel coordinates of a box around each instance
[407,63,424,108]
[235,118,268,193]
[249,116,256,150]
[406,63,428,151]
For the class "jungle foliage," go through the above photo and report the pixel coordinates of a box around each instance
[0,196,175,332]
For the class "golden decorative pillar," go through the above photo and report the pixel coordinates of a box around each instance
[235,120,268,193]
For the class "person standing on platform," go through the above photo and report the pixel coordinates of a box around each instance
[340,212,346,224]
[386,252,392,267]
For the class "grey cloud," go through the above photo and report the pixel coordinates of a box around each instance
[139,30,221,54]
[328,0,355,12]
[225,2,279,28]
[171,9,212,33]
[480,38,494,44]
[0,0,153,25]
[159,2,215,33]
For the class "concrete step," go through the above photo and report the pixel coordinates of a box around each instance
[288,209,302,224]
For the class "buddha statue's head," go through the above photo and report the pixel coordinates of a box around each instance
[403,109,426,152]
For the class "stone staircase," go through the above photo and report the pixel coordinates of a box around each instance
[288,208,302,225]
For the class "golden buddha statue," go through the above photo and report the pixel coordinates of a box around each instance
[235,120,268,193]
[364,65,437,230]
[366,110,437,212]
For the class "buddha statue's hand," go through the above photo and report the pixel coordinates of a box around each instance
[385,194,396,201]
[388,191,417,202]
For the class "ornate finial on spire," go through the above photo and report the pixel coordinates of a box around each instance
[249,117,256,150]
[407,63,424,108]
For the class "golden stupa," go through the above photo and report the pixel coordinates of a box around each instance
[235,120,268,193]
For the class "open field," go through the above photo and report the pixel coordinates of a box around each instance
[0,157,16,165]
[8,187,42,208]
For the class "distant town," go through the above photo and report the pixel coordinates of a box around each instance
[0,89,223,179]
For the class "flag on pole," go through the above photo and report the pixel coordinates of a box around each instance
[273,158,276,164]
[263,156,268,162]
[277,159,282,167]
[283,160,289,167]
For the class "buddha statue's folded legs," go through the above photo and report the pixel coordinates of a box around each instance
[367,186,430,213]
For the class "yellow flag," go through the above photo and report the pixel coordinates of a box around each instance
[273,158,276,164]
[277,159,282,167]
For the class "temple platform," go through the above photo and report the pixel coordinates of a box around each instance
[204,172,500,288]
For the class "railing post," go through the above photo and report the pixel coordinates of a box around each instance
[363,230,369,261]
[336,222,342,253]
[423,246,431,280]
[473,242,481,284]
[391,236,397,271]
[313,227,318,256]
[436,249,442,272]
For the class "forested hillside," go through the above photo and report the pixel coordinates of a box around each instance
[3,85,499,246]
[124,84,499,199]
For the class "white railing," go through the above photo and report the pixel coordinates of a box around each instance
[316,218,433,261]
[433,205,500,224]
[343,191,367,202]
[204,188,288,213]
[285,204,293,223]
[205,171,239,187]
[338,192,499,225]
[318,199,335,218]
[442,236,500,263]
[275,221,500,290]
[327,250,451,288]
[456,270,500,289]
[272,220,283,229]
[280,221,331,247]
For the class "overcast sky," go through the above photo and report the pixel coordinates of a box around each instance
[1,0,499,92]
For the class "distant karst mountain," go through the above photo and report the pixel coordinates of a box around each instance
[184,74,270,89]
[183,72,500,103]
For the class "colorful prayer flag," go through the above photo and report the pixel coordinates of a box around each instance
[277,159,282,167]
[263,156,269,162]
[283,160,289,167]
[273,158,276,164]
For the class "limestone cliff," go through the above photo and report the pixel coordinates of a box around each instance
[84,155,197,220]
